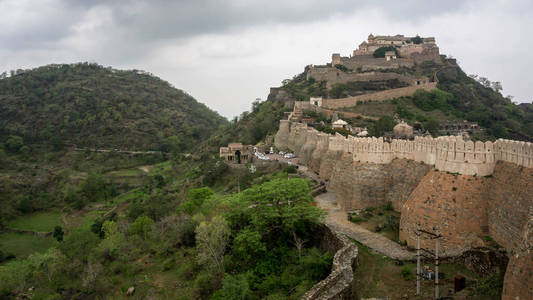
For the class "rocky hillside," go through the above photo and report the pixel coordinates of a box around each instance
[0,63,227,153]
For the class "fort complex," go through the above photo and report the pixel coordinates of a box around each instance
[275,119,533,299]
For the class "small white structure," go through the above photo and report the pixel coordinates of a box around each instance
[385,51,397,61]
[332,119,348,129]
[310,97,323,107]
[357,130,368,137]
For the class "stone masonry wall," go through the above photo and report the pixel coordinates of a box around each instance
[321,82,437,109]
[306,68,421,89]
[278,122,528,177]
[303,224,358,300]
[486,161,533,251]
[399,170,489,255]
[502,207,533,300]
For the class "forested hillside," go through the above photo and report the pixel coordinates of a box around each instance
[0,63,227,152]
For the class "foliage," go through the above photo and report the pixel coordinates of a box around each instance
[373,46,398,58]
[128,216,154,239]
[329,83,347,99]
[411,35,423,44]
[412,88,455,111]
[195,216,231,273]
[53,226,64,242]
[0,63,227,152]
[3,135,24,153]
[370,116,397,137]
[334,64,350,72]
[400,266,414,280]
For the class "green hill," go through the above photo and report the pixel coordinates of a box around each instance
[0,63,227,153]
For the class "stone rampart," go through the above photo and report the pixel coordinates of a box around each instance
[321,82,437,109]
[278,121,533,177]
[306,68,421,89]
[302,225,358,300]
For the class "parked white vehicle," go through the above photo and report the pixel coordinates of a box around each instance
[284,153,295,159]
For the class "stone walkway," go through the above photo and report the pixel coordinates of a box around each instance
[315,192,416,261]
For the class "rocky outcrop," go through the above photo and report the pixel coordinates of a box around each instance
[303,225,358,300]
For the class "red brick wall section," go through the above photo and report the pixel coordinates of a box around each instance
[399,170,488,255]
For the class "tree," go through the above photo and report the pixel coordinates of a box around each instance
[371,116,397,137]
[329,83,347,99]
[411,35,423,44]
[240,178,323,239]
[129,216,154,239]
[373,46,397,58]
[53,226,64,242]
[4,135,24,153]
[195,216,230,273]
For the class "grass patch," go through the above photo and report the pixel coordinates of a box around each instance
[8,211,63,232]
[350,239,490,299]
[348,204,400,242]
[0,233,57,258]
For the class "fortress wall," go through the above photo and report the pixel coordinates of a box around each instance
[502,208,533,300]
[306,67,418,88]
[399,171,489,254]
[274,120,290,150]
[309,133,330,173]
[321,82,437,109]
[300,128,320,166]
[281,120,533,177]
[339,56,415,71]
[486,161,533,252]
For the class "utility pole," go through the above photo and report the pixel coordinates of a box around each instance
[416,222,421,295]
[417,224,442,299]
[435,227,439,300]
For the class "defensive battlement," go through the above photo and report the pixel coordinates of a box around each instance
[276,121,533,176]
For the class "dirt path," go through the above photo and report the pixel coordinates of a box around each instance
[315,192,416,261]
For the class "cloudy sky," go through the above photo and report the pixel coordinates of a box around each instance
[1,0,532,118]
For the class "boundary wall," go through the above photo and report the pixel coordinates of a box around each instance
[306,68,425,88]
[321,82,437,109]
[302,225,358,300]
[277,120,533,176]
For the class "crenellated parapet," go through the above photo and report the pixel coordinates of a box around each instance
[280,120,533,176]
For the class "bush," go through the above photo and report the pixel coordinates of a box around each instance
[283,165,297,174]
[4,135,24,153]
[401,266,413,280]
[334,64,350,72]
[373,46,398,58]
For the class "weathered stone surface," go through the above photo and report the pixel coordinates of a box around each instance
[487,161,533,251]
[303,224,358,300]
[399,170,488,255]
[502,208,533,300]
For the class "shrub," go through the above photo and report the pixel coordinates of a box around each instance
[334,64,350,72]
[373,46,398,58]
[4,135,24,153]
[53,226,64,242]
[283,165,297,174]
[401,266,413,280]
[411,35,423,44]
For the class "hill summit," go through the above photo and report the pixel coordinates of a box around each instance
[0,63,227,152]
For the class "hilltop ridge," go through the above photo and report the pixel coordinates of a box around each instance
[0,63,227,153]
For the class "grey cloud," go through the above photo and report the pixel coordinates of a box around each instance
[1,0,468,51]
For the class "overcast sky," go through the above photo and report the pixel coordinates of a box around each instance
[1,0,532,118]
